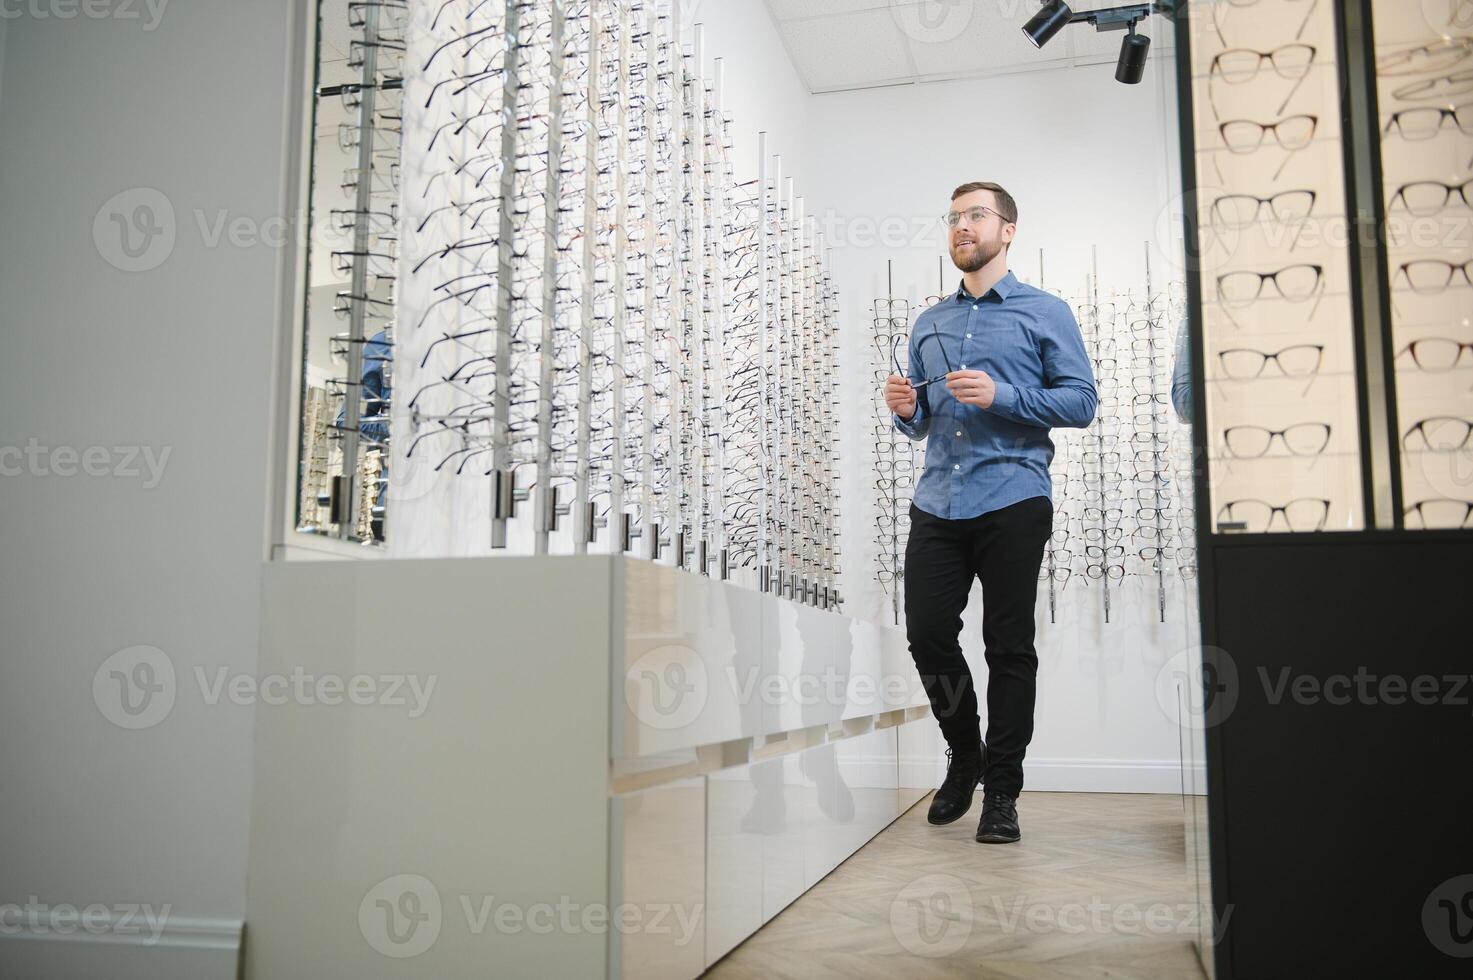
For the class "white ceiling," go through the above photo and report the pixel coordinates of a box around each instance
[763,0,1176,94]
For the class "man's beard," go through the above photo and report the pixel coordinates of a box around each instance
[951,237,1002,273]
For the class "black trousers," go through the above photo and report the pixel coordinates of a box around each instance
[903,495,1052,799]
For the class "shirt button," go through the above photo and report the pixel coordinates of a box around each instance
[961,365,967,369]
[966,333,972,339]
[953,464,960,471]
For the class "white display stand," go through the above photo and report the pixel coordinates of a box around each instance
[245,556,933,979]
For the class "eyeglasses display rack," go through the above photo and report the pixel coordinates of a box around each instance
[391,0,842,606]
[1369,2,1473,529]
[298,0,407,543]
[1186,0,1368,533]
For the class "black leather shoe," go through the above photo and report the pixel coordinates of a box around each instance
[975,791,1020,843]
[927,744,985,825]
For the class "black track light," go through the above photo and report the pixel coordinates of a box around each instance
[1022,0,1074,50]
[1116,26,1150,84]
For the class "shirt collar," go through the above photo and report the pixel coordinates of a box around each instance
[956,269,1019,303]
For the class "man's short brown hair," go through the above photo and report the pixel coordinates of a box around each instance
[952,181,1017,225]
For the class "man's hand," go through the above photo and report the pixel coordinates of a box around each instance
[946,369,997,409]
[884,374,917,421]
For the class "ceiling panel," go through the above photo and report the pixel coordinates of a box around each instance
[766,0,1179,92]
[776,7,916,92]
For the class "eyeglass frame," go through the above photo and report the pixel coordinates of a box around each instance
[891,320,957,390]
[940,204,1011,230]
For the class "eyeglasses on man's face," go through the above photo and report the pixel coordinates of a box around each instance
[941,205,1009,230]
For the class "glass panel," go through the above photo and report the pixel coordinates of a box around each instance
[1187,0,1367,532]
[295,0,406,545]
[1371,1,1473,529]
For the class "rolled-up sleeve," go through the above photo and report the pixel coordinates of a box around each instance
[1170,317,1193,424]
[985,301,1097,429]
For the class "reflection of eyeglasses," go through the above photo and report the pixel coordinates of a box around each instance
[1404,498,1473,528]
[1375,36,1472,77]
[1420,0,1473,32]
[1219,114,1317,153]
[1394,259,1473,294]
[1396,337,1473,370]
[1218,344,1324,379]
[1388,179,1473,215]
[1402,416,1473,451]
[1216,264,1323,306]
[1222,423,1332,457]
[1209,44,1316,116]
[1382,103,1473,140]
[1392,69,1473,102]
[941,205,1009,229]
[1209,190,1316,228]
[1210,0,1316,49]
[1217,497,1330,532]
[1212,43,1316,82]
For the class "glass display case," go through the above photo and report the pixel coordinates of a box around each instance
[1371,1,1473,529]
[1183,0,1471,535]
[1186,0,1367,534]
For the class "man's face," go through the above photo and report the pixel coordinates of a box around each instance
[947,190,1013,273]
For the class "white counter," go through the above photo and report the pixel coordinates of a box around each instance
[245,556,934,979]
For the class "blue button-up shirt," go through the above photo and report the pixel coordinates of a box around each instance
[894,270,1098,520]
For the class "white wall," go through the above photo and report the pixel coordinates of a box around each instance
[0,1,303,976]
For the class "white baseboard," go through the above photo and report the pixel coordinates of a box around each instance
[904,754,1206,795]
[1024,758,1205,795]
[0,916,240,980]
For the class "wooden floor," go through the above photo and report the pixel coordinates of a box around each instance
[705,792,1206,980]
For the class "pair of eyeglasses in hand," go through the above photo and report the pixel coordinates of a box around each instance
[890,320,957,390]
